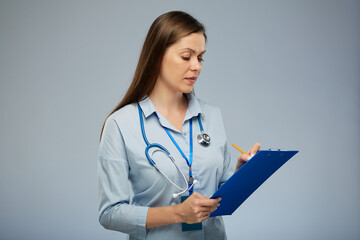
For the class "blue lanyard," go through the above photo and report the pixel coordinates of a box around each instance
[164,119,194,195]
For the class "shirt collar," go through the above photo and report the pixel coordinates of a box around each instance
[183,93,203,121]
[138,93,204,131]
[138,96,157,118]
[138,93,203,118]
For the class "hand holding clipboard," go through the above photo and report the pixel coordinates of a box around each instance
[210,146,298,217]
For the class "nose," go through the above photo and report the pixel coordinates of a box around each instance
[190,58,202,73]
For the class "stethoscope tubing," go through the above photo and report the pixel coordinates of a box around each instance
[138,104,189,193]
[137,102,209,197]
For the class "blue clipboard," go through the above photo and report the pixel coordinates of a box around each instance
[210,150,298,217]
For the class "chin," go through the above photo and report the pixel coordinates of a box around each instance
[182,88,194,94]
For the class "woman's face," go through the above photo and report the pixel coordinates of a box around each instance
[157,32,206,94]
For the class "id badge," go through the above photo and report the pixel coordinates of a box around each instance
[180,196,203,231]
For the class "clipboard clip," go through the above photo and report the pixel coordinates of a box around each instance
[268,148,286,151]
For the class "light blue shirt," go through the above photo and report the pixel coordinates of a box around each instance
[98,93,234,240]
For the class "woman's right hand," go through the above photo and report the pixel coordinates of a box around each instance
[176,192,221,224]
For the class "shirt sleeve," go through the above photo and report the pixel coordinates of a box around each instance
[98,117,148,239]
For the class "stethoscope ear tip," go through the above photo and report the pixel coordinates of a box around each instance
[172,179,199,199]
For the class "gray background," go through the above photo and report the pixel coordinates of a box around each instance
[1,0,359,239]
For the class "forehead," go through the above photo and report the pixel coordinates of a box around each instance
[170,33,206,53]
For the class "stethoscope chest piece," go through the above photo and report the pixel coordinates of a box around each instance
[197,132,210,147]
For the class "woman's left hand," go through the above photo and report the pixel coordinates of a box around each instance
[234,142,261,172]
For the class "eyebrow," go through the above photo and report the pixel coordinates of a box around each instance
[180,48,206,55]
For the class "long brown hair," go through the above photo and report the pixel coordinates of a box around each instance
[100,11,206,140]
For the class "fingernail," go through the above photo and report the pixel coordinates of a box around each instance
[247,156,251,161]
[251,154,254,157]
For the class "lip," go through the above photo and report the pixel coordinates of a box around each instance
[185,77,197,83]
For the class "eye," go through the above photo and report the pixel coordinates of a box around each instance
[182,56,190,61]
[198,57,204,62]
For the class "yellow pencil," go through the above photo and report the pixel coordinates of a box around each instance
[232,144,247,155]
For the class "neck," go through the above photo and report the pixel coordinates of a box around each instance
[148,86,188,114]
[148,82,189,132]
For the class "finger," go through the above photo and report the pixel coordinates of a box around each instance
[201,200,220,212]
[186,193,207,205]
[189,207,212,221]
[190,192,208,200]
[249,142,261,157]
[199,214,210,223]
[213,197,222,203]
[198,198,221,208]
[239,153,251,162]
[206,196,221,202]
[210,203,219,213]
[199,207,214,217]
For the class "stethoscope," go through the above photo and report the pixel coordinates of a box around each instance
[138,103,211,198]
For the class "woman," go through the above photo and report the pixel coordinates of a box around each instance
[98,11,260,240]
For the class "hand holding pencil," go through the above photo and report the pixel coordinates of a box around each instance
[233,143,261,172]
